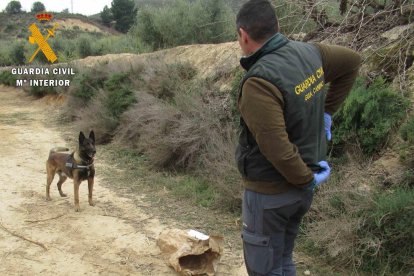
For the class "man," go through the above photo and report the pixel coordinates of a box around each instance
[235,1,361,275]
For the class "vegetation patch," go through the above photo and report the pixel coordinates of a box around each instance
[134,0,235,50]
[358,188,414,273]
[109,62,241,209]
[332,77,409,155]
[70,69,107,101]
[0,71,18,86]
[66,70,136,144]
[104,73,135,119]
[400,115,414,144]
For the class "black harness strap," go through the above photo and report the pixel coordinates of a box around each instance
[65,155,93,170]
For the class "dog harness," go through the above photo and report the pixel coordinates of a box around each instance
[65,155,93,170]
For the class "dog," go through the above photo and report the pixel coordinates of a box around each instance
[46,131,96,212]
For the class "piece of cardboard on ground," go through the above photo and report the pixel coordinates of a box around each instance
[157,228,224,276]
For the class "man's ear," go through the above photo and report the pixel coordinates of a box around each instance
[239,27,250,44]
[79,131,85,144]
[89,130,95,143]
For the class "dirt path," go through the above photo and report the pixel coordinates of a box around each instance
[0,86,247,276]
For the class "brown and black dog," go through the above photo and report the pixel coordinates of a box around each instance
[46,131,96,212]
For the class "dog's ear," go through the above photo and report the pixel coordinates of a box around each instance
[89,130,95,143]
[79,131,86,144]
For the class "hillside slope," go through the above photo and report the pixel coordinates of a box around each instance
[70,41,240,83]
[0,12,114,39]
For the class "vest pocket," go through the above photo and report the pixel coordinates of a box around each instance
[242,229,273,274]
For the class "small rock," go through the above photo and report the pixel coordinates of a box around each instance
[304,270,311,275]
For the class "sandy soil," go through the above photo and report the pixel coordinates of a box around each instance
[55,18,104,33]
[0,86,247,276]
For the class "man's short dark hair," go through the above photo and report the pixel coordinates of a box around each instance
[236,0,279,42]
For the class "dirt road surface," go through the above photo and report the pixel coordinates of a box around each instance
[0,86,247,276]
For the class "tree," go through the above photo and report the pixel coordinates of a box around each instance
[100,5,113,27]
[111,0,137,33]
[31,1,45,13]
[61,8,69,14]
[5,1,22,14]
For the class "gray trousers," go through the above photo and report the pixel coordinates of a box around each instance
[242,188,313,276]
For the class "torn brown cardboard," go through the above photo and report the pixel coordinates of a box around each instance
[157,228,224,276]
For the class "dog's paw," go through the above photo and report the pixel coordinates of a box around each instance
[59,193,67,197]
[89,200,95,207]
[46,196,52,201]
[74,205,81,212]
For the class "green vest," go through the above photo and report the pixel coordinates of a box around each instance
[236,33,327,182]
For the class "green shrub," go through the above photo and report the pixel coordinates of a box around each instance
[135,0,235,50]
[55,38,78,62]
[78,37,93,58]
[333,77,409,154]
[400,115,414,144]
[358,188,414,273]
[27,84,57,97]
[22,76,59,97]
[91,35,148,55]
[5,24,15,32]
[71,70,106,101]
[0,71,18,86]
[144,62,196,100]
[10,42,26,65]
[104,73,136,118]
[68,71,136,143]
[399,115,414,167]
[0,49,12,66]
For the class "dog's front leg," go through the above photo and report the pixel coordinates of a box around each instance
[74,179,81,212]
[88,177,95,207]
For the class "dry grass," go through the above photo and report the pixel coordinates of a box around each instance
[304,157,373,260]
[302,150,414,273]
[113,61,242,207]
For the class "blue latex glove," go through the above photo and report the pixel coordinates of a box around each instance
[311,161,331,190]
[324,113,332,141]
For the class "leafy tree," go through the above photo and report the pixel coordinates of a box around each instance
[100,5,113,27]
[5,1,22,14]
[61,8,69,13]
[111,0,137,33]
[31,1,45,13]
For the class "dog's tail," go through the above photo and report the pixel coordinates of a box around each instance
[49,147,70,155]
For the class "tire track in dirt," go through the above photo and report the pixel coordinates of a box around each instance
[0,86,247,276]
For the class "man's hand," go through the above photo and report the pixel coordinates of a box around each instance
[307,161,331,191]
[324,113,332,141]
